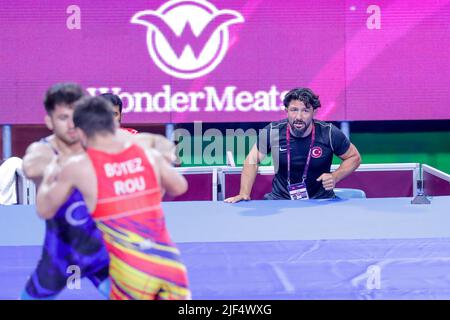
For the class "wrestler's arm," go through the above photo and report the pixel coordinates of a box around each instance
[143,133,177,164]
[147,149,187,197]
[22,142,55,185]
[117,130,176,163]
[36,158,77,219]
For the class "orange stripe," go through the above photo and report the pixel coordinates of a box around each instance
[109,246,188,286]
[111,287,127,300]
[93,193,162,219]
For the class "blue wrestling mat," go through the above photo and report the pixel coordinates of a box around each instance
[1,197,450,299]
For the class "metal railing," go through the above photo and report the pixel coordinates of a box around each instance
[15,163,432,204]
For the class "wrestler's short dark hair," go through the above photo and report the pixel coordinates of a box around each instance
[44,83,84,114]
[283,88,321,109]
[99,93,123,113]
[73,96,115,138]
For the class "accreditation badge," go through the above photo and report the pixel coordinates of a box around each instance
[288,182,309,200]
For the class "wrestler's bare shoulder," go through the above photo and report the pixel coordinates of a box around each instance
[62,153,91,170]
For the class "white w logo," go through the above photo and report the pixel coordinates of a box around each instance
[131,0,244,79]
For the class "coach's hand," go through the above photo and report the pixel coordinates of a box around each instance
[224,194,251,203]
[316,173,336,191]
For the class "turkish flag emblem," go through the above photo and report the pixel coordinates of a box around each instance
[311,146,322,158]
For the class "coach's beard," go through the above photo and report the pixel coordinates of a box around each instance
[289,120,310,137]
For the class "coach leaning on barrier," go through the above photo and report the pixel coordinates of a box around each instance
[225,88,361,202]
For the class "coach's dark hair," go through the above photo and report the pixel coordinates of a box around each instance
[283,88,321,109]
[99,93,123,113]
[44,83,84,114]
[73,96,115,138]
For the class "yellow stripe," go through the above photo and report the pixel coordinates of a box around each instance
[111,270,157,299]
[110,256,151,284]
[109,254,190,297]
[106,239,187,271]
[109,255,163,292]
[114,274,161,300]
[110,260,160,291]
[98,223,145,244]
[111,265,190,299]
[98,222,180,254]
[158,290,169,300]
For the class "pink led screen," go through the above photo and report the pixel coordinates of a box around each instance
[1,0,449,124]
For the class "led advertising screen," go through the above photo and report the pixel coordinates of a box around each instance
[1,0,449,124]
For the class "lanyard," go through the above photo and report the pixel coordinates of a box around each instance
[286,123,315,185]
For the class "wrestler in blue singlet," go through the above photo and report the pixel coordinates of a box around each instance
[21,138,110,299]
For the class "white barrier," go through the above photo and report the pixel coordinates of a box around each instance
[18,163,447,204]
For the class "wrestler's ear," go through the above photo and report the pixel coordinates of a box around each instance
[44,114,54,131]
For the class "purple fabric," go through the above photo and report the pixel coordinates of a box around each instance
[224,170,415,199]
[423,171,450,196]
[163,174,213,201]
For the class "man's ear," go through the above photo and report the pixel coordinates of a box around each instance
[313,108,318,117]
[44,115,53,131]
